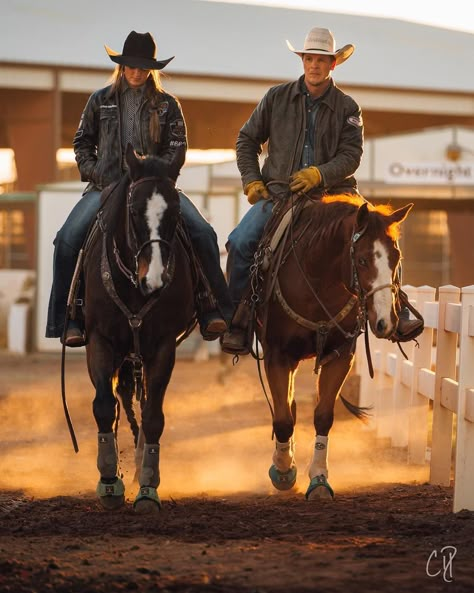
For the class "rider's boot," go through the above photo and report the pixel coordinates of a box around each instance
[221,300,252,355]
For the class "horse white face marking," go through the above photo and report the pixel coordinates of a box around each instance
[144,190,168,291]
[371,239,394,331]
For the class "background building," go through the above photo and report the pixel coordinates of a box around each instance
[0,0,473,348]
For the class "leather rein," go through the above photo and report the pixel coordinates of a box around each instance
[98,175,176,400]
[268,195,397,376]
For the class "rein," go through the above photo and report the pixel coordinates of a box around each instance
[98,175,176,400]
[277,193,364,372]
[255,190,399,376]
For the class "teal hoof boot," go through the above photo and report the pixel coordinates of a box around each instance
[305,474,334,501]
[96,477,125,510]
[133,486,162,514]
[269,464,297,491]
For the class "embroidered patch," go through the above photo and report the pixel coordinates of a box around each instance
[158,101,169,116]
[170,120,186,138]
[347,115,363,128]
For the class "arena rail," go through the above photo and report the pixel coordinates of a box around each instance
[356,285,474,513]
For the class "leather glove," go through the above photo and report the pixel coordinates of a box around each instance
[245,180,269,205]
[289,166,322,193]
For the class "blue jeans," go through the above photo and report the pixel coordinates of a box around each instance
[46,188,232,337]
[226,198,274,306]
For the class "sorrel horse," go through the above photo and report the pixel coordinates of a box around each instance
[253,193,412,500]
[82,146,195,513]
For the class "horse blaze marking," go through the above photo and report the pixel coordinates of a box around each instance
[372,239,393,319]
[145,190,168,289]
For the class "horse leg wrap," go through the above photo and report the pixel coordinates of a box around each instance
[308,435,328,479]
[97,432,118,479]
[139,443,160,488]
[272,438,295,472]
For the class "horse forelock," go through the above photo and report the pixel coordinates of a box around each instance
[140,155,170,179]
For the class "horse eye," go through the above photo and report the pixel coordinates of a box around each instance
[358,257,368,267]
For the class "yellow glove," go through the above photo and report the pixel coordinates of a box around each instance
[245,180,269,205]
[289,166,322,193]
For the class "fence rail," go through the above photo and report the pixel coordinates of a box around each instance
[356,284,474,512]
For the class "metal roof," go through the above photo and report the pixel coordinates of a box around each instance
[1,0,473,92]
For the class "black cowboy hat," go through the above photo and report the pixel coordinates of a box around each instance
[105,31,174,70]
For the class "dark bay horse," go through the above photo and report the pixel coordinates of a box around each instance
[255,194,412,500]
[82,146,195,513]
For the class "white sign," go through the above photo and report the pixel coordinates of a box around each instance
[385,161,474,185]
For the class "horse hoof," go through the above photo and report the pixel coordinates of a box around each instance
[268,464,297,491]
[96,477,125,510]
[133,486,162,514]
[305,475,334,501]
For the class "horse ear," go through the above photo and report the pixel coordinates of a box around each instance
[125,143,140,180]
[356,202,369,231]
[389,203,413,226]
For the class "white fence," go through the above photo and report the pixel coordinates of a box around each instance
[356,285,474,513]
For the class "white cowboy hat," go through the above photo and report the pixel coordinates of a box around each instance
[286,27,354,66]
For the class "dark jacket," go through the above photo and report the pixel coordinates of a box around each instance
[236,76,363,195]
[73,79,187,192]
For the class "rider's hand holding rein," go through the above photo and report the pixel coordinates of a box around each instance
[289,166,322,194]
[245,180,270,204]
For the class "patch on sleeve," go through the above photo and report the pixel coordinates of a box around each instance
[347,115,363,128]
[170,120,186,139]
[158,101,169,116]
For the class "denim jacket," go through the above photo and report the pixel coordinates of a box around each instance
[73,79,187,192]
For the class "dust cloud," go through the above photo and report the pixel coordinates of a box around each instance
[0,352,429,501]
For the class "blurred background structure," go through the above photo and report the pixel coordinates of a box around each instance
[0,0,473,350]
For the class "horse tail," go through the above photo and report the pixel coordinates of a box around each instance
[115,361,140,445]
[339,394,372,423]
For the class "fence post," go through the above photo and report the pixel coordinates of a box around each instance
[408,285,435,465]
[453,285,474,512]
[430,285,460,486]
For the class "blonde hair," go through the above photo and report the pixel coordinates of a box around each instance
[108,65,163,144]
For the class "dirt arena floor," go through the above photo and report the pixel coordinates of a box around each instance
[0,348,473,592]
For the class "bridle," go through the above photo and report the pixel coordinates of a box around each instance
[98,175,178,400]
[113,176,175,289]
[349,223,399,321]
[253,193,400,374]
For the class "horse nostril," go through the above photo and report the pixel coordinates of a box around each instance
[376,319,386,334]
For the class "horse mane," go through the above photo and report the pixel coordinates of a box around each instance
[306,194,402,249]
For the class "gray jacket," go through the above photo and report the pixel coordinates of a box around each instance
[236,76,363,195]
[73,80,187,192]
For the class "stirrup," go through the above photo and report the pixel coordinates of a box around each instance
[220,328,250,355]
